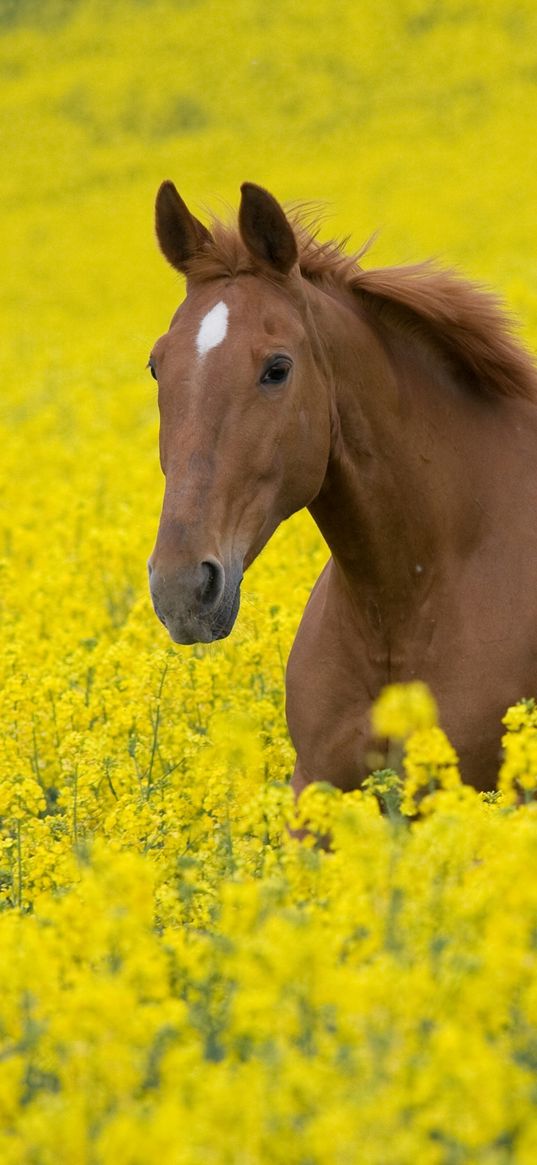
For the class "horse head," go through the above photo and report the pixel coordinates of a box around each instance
[148,182,331,644]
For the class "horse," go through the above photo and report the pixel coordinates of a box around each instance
[147,180,537,794]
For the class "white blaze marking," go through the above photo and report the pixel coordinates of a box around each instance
[196,301,229,357]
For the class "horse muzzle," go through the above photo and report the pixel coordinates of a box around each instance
[147,554,243,645]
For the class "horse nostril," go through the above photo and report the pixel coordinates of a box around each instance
[147,559,153,579]
[200,558,225,611]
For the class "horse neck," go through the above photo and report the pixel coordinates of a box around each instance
[306,281,485,617]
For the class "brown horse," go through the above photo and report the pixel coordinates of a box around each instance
[148,180,537,793]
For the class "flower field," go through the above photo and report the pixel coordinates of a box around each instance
[3,1,537,1160]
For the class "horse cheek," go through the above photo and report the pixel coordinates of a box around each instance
[291,406,330,505]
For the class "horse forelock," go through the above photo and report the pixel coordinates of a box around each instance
[182,207,368,286]
[183,207,537,403]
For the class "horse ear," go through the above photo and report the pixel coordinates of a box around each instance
[239,182,298,275]
[155,181,212,274]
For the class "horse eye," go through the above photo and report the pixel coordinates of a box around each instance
[260,357,292,387]
[147,358,158,381]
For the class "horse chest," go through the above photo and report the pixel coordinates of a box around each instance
[285,557,537,793]
[286,566,390,789]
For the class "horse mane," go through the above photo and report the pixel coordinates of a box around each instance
[348,262,537,401]
[186,210,537,402]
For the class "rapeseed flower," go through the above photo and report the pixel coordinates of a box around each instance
[3,0,537,1160]
[371,680,438,739]
[498,699,537,804]
[402,726,462,815]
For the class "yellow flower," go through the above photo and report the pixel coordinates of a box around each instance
[402,726,461,815]
[371,682,438,740]
[498,699,537,804]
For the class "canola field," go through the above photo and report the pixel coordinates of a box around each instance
[3,1,537,1160]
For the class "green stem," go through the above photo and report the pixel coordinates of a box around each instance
[146,663,168,799]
